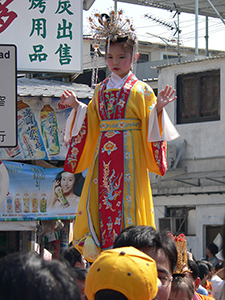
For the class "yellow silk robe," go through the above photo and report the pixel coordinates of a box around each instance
[64,73,167,260]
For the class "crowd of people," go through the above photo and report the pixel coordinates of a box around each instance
[0,225,224,300]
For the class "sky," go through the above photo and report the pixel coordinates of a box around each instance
[83,0,225,52]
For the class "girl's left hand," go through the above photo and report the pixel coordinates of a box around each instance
[156,85,177,114]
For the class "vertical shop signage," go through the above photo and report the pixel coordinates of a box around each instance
[0,0,83,73]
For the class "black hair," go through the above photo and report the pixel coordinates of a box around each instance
[0,251,81,300]
[61,246,82,267]
[196,261,209,280]
[171,274,194,300]
[201,260,214,271]
[95,289,128,300]
[207,243,219,256]
[105,36,136,55]
[71,267,88,281]
[215,261,224,271]
[113,225,177,273]
[188,259,199,281]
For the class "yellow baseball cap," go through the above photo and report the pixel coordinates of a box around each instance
[85,246,160,300]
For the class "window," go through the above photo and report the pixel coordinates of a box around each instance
[159,207,196,236]
[138,53,149,63]
[177,69,220,124]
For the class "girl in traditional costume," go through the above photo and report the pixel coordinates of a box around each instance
[60,10,180,261]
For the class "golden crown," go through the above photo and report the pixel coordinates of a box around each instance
[88,9,137,47]
[169,234,191,274]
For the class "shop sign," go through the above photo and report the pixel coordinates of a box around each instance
[0,0,83,73]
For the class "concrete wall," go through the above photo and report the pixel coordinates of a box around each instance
[154,193,225,260]
[158,57,225,174]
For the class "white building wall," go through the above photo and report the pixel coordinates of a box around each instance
[154,193,225,260]
[154,57,225,260]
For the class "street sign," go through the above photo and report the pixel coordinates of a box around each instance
[0,44,17,148]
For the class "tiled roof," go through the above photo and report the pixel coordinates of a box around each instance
[17,77,94,99]
[156,55,225,69]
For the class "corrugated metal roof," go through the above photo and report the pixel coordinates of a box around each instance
[17,77,94,99]
[118,0,225,19]
[155,54,225,69]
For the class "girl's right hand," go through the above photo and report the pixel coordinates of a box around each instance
[60,90,79,111]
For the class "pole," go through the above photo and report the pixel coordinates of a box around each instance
[195,0,199,57]
[205,16,209,57]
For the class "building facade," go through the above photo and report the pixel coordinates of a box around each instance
[153,55,225,260]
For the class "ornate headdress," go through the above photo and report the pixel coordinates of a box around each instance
[169,234,192,274]
[88,9,138,88]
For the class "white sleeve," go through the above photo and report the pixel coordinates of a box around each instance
[64,102,87,142]
[148,105,180,142]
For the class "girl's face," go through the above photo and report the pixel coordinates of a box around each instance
[61,172,75,194]
[106,42,132,78]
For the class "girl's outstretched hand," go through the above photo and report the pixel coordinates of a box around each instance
[156,85,177,114]
[60,90,79,111]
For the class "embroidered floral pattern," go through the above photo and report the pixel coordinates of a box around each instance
[152,140,167,176]
[104,131,120,138]
[101,141,117,155]
[64,118,87,173]
[93,178,98,184]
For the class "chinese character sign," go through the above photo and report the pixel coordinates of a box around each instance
[0,0,83,73]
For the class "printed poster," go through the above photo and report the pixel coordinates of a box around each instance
[0,96,87,160]
[0,161,86,221]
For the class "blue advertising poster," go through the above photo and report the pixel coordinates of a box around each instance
[0,161,85,221]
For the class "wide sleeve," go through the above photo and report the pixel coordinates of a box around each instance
[148,105,180,142]
[64,102,87,143]
[64,93,100,174]
[134,82,175,177]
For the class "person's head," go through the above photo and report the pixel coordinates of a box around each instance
[105,37,139,78]
[187,259,200,291]
[85,246,159,300]
[55,171,82,196]
[71,268,88,300]
[169,275,194,300]
[206,243,218,257]
[113,226,178,300]
[0,251,81,300]
[201,260,214,279]
[215,261,224,272]
[61,246,87,268]
[61,172,76,195]
[197,261,209,284]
